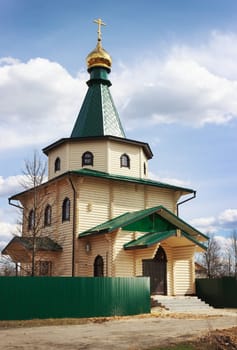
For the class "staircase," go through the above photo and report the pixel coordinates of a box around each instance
[151,295,213,313]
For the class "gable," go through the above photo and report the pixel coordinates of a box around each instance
[79,205,208,251]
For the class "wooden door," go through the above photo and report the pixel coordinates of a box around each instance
[142,246,167,294]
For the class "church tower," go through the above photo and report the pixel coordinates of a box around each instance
[43,19,153,180]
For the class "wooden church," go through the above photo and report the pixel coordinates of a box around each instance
[2,19,208,295]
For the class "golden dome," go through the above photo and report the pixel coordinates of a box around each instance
[86,41,112,71]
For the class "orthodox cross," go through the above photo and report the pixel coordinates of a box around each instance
[93,18,106,42]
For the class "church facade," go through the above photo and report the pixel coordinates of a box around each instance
[2,20,208,295]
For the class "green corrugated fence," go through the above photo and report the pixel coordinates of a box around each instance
[0,276,150,320]
[196,277,237,308]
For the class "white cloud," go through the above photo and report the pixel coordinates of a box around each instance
[190,208,237,234]
[0,31,237,152]
[215,235,232,250]
[149,171,190,188]
[0,221,19,251]
[0,175,24,197]
[218,209,237,224]
[190,216,217,234]
[112,31,237,129]
[190,216,216,227]
[0,57,86,151]
[0,57,20,66]
[173,31,237,80]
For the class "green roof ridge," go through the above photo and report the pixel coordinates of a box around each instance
[72,168,194,193]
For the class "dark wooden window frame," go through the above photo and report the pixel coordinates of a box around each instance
[120,153,130,168]
[54,157,61,172]
[82,151,94,167]
[62,197,70,222]
[44,204,52,227]
[28,209,35,231]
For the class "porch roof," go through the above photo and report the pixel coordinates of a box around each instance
[1,236,62,262]
[79,205,208,249]
[124,230,177,249]
[124,229,207,250]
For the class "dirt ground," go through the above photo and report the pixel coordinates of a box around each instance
[196,327,237,349]
[0,310,237,350]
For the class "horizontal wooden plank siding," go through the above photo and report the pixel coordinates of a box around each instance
[0,277,150,320]
[162,243,174,296]
[53,178,74,276]
[77,235,111,277]
[68,141,108,172]
[48,144,68,180]
[113,230,135,277]
[146,188,175,212]
[173,246,195,295]
[108,141,145,178]
[78,178,110,233]
[113,182,145,216]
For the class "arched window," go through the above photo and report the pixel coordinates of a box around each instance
[62,197,70,222]
[120,153,130,168]
[44,205,52,227]
[144,162,146,175]
[28,209,35,230]
[94,255,104,277]
[82,151,94,167]
[54,157,61,172]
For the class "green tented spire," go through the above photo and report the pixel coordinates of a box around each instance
[70,67,125,138]
[71,18,125,138]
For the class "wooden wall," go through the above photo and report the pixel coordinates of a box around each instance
[47,139,148,181]
[17,172,196,295]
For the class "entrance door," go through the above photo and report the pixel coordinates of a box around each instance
[142,246,167,294]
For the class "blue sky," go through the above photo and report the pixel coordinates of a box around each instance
[1,0,237,250]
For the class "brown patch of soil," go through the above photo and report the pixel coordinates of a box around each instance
[195,327,237,350]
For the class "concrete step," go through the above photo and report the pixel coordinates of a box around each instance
[151,295,213,312]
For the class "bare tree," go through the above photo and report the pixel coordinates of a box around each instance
[0,255,16,276]
[21,150,47,189]
[20,150,48,276]
[230,230,237,277]
[222,247,233,277]
[221,230,237,277]
[199,234,223,278]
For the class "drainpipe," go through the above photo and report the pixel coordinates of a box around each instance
[177,191,196,217]
[8,198,23,210]
[9,199,23,276]
[68,175,77,277]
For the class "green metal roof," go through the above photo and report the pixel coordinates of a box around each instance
[124,230,177,249]
[78,205,175,237]
[181,231,207,250]
[72,168,194,193]
[79,205,208,245]
[2,236,62,255]
[71,67,125,138]
[11,162,191,202]
[124,229,207,250]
